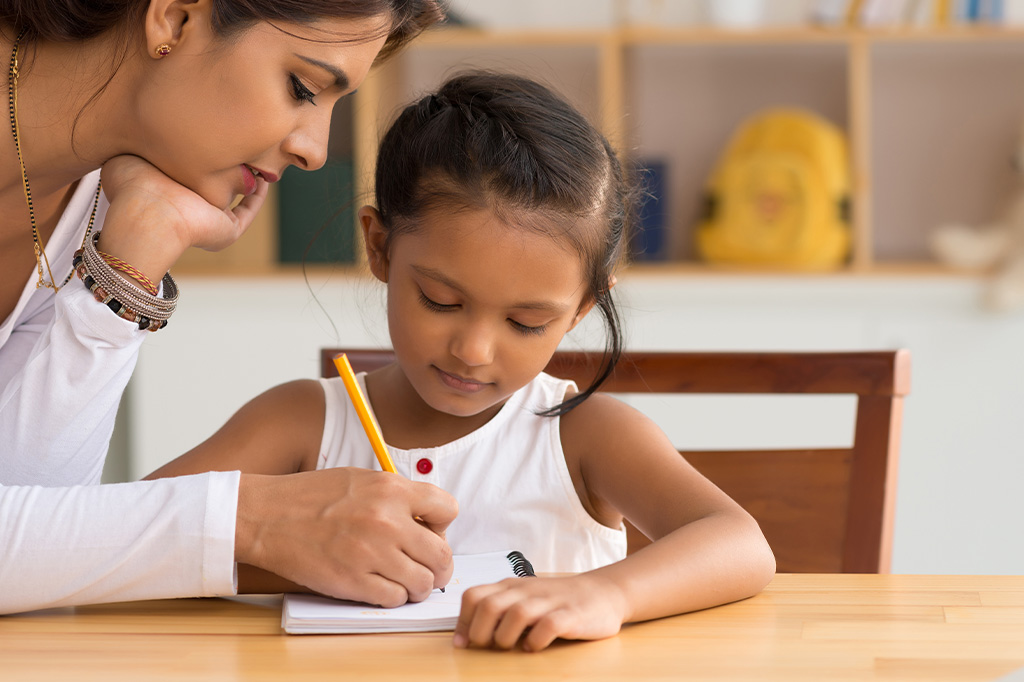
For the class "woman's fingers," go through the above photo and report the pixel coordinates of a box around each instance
[220,178,269,245]
[236,469,457,607]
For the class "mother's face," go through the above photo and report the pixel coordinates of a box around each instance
[132,13,387,209]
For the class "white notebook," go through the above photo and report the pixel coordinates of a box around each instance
[282,550,535,634]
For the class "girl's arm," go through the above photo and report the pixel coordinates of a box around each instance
[146,379,325,479]
[454,393,775,651]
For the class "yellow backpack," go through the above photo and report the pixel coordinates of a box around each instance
[695,108,852,270]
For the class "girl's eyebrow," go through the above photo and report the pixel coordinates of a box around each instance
[297,55,350,90]
[411,265,569,313]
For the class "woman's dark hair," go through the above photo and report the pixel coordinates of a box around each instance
[0,1,443,61]
[374,71,635,416]
[0,0,443,149]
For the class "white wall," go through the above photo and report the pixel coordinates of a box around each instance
[129,271,1024,576]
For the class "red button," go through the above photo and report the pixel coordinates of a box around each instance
[416,458,433,474]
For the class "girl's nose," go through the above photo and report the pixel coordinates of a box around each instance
[450,323,495,367]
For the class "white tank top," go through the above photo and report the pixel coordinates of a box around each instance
[318,372,627,573]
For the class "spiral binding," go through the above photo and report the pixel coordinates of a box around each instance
[506,551,536,578]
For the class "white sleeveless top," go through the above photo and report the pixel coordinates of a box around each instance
[318,372,627,573]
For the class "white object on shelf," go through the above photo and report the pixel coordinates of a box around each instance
[624,0,699,26]
[704,0,766,28]
[445,0,617,29]
[1005,0,1024,24]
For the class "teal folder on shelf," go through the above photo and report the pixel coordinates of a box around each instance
[277,158,356,264]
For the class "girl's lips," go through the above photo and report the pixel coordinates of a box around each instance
[435,367,488,393]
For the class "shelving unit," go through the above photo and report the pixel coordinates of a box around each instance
[174,25,1024,276]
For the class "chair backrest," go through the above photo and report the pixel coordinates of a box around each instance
[320,349,910,574]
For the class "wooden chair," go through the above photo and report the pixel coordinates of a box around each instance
[320,349,911,574]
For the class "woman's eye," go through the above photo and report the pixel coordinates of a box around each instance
[419,292,457,312]
[509,319,547,336]
[290,74,317,105]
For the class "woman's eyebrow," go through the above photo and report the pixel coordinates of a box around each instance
[297,55,350,90]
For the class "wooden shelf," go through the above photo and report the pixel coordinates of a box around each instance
[417,25,1024,47]
[185,25,1024,278]
[172,256,983,281]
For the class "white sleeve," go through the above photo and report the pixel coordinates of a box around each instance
[0,262,238,614]
[0,284,146,485]
[0,470,239,614]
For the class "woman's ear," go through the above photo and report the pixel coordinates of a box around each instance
[359,205,390,283]
[145,0,208,58]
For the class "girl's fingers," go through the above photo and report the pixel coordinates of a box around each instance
[521,609,574,652]
[491,597,554,650]
[454,582,516,648]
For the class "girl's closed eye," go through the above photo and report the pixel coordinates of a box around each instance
[289,74,317,105]
[509,319,548,336]
[419,291,458,312]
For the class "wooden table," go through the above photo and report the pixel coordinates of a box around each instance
[4,574,1024,681]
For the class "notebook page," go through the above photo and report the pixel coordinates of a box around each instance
[283,550,533,634]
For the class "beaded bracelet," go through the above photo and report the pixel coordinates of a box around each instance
[72,233,178,332]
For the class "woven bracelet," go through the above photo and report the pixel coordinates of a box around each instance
[97,250,159,296]
[72,257,170,332]
[72,233,179,332]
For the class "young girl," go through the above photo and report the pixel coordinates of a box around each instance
[149,71,775,651]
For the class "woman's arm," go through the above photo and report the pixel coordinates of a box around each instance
[145,379,460,602]
[145,379,324,595]
[1,155,269,484]
[454,394,775,651]
[0,472,239,614]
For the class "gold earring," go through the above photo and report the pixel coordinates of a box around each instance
[155,44,172,57]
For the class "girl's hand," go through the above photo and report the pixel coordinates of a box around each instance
[97,155,269,281]
[453,574,631,652]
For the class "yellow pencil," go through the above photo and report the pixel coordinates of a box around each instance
[333,353,397,474]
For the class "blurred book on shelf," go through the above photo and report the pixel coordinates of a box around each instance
[808,0,1010,27]
[277,160,356,265]
[630,160,670,262]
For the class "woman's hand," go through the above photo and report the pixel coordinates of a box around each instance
[97,154,269,281]
[236,468,457,608]
[453,573,631,652]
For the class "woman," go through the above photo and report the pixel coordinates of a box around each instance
[0,0,457,614]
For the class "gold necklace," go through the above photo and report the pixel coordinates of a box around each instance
[8,28,101,292]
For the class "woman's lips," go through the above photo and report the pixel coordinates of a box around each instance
[435,367,488,393]
[240,164,258,195]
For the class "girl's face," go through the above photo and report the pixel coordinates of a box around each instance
[131,14,387,209]
[365,205,595,420]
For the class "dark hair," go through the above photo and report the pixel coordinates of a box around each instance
[374,71,634,416]
[0,1,442,151]
[0,1,443,61]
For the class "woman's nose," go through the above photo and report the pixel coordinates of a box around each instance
[282,110,331,172]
